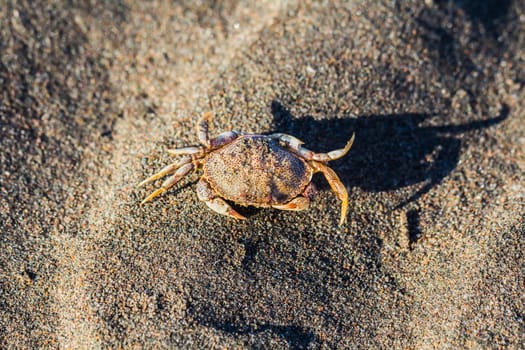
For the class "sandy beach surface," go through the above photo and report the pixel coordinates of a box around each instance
[1,0,524,348]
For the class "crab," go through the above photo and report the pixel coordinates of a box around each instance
[138,112,355,226]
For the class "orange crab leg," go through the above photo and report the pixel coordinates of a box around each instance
[272,196,310,211]
[167,146,205,156]
[311,161,348,226]
[141,163,194,204]
[137,156,192,188]
[197,111,212,147]
[276,133,355,163]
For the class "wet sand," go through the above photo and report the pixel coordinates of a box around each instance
[1,1,524,348]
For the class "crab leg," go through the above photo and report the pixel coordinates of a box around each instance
[197,111,212,147]
[277,133,355,162]
[197,112,241,149]
[209,131,240,149]
[271,133,305,149]
[196,178,246,220]
[167,146,204,156]
[141,163,194,204]
[311,161,348,226]
[205,198,247,220]
[273,196,310,211]
[137,156,192,188]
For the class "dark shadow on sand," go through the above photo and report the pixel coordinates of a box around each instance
[188,301,315,350]
[270,101,508,208]
[185,222,387,349]
[434,0,513,37]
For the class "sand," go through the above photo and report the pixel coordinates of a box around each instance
[1,0,524,348]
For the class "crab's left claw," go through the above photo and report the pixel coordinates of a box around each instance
[196,178,246,220]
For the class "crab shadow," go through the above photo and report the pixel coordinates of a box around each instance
[270,101,508,208]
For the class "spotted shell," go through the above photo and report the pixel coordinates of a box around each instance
[202,135,313,207]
